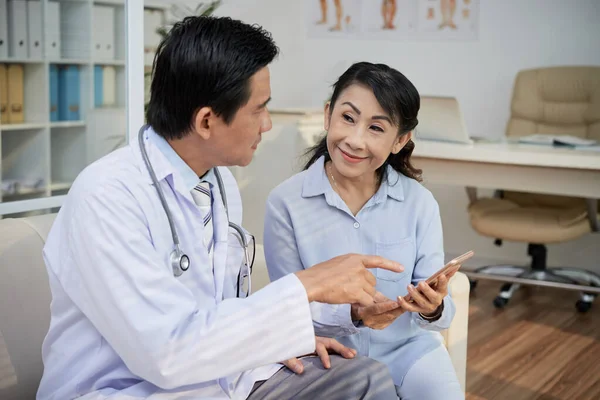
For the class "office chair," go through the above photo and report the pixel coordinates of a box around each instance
[467,66,600,313]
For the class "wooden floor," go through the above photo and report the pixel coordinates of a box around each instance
[466,280,600,400]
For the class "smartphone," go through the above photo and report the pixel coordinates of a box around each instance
[403,250,474,302]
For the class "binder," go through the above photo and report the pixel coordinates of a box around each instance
[92,5,115,60]
[27,0,43,59]
[144,9,163,66]
[94,65,103,107]
[58,65,80,121]
[7,0,28,59]
[7,64,24,123]
[102,66,115,107]
[0,0,8,59]
[45,1,60,59]
[0,64,8,123]
[49,64,59,121]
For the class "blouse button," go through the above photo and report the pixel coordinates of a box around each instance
[353,222,360,229]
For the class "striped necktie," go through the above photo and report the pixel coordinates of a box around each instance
[191,180,214,257]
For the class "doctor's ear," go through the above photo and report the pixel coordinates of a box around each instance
[193,107,213,140]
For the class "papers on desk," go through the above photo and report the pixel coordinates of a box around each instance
[518,134,597,148]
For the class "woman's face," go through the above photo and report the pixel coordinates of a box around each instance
[324,83,411,181]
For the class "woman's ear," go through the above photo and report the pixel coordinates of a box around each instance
[323,102,331,131]
[193,107,213,140]
[391,131,413,154]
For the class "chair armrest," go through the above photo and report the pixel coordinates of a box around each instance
[586,199,599,232]
[443,271,470,393]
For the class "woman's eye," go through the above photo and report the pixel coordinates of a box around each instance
[343,114,354,123]
[370,125,384,132]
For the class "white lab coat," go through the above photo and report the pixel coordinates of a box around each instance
[37,127,315,400]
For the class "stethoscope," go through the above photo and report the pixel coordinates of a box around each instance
[138,125,253,297]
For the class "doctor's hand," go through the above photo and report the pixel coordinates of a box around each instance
[295,254,404,307]
[396,273,451,318]
[351,292,406,330]
[282,336,357,374]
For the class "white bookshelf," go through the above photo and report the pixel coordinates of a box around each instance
[0,0,127,216]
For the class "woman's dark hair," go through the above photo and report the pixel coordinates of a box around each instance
[303,62,422,182]
[146,16,279,140]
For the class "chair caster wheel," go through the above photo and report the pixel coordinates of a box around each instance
[576,300,592,313]
[493,296,508,309]
[469,280,478,291]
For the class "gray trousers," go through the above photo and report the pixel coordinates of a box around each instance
[247,355,398,400]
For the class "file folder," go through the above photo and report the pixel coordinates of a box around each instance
[49,64,59,121]
[0,64,8,123]
[27,0,43,59]
[102,66,115,107]
[7,64,24,123]
[0,0,8,59]
[93,6,115,60]
[58,65,80,121]
[45,1,60,59]
[94,65,103,107]
[7,0,28,59]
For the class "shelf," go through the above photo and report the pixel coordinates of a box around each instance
[50,121,86,129]
[93,60,126,66]
[1,0,128,215]
[50,182,73,192]
[94,0,125,5]
[1,123,47,131]
[2,187,46,198]
[48,59,90,65]
[0,58,45,64]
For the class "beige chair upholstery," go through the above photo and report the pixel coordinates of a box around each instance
[0,214,470,397]
[0,214,55,400]
[467,66,600,311]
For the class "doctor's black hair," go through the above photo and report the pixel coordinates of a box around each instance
[146,16,279,140]
[303,62,422,182]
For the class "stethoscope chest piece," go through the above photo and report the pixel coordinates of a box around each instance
[171,246,190,277]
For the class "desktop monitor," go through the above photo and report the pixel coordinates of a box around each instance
[416,96,473,144]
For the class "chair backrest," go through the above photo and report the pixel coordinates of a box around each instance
[506,66,600,140]
[0,214,56,400]
[504,66,600,209]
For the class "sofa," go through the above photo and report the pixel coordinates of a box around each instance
[0,213,470,399]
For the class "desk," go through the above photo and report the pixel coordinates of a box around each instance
[411,139,600,199]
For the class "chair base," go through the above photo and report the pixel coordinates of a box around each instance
[466,244,600,313]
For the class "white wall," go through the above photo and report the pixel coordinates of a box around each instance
[217,0,600,140]
[221,0,600,273]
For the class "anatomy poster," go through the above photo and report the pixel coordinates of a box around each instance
[416,0,479,40]
[306,0,479,41]
[307,0,363,39]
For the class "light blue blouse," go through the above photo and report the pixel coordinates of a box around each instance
[264,155,455,386]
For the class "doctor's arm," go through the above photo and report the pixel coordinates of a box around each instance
[398,197,456,331]
[64,185,316,390]
[263,194,360,338]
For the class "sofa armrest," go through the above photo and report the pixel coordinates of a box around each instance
[442,271,470,393]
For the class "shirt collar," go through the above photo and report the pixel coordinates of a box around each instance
[147,127,217,190]
[301,155,404,202]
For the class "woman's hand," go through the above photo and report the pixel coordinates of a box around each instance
[396,273,452,318]
[282,336,357,374]
[351,291,405,330]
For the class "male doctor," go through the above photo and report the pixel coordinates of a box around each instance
[37,16,403,400]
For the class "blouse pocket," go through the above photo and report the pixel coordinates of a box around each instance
[375,238,415,282]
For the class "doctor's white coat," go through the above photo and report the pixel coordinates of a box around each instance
[36,127,315,400]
